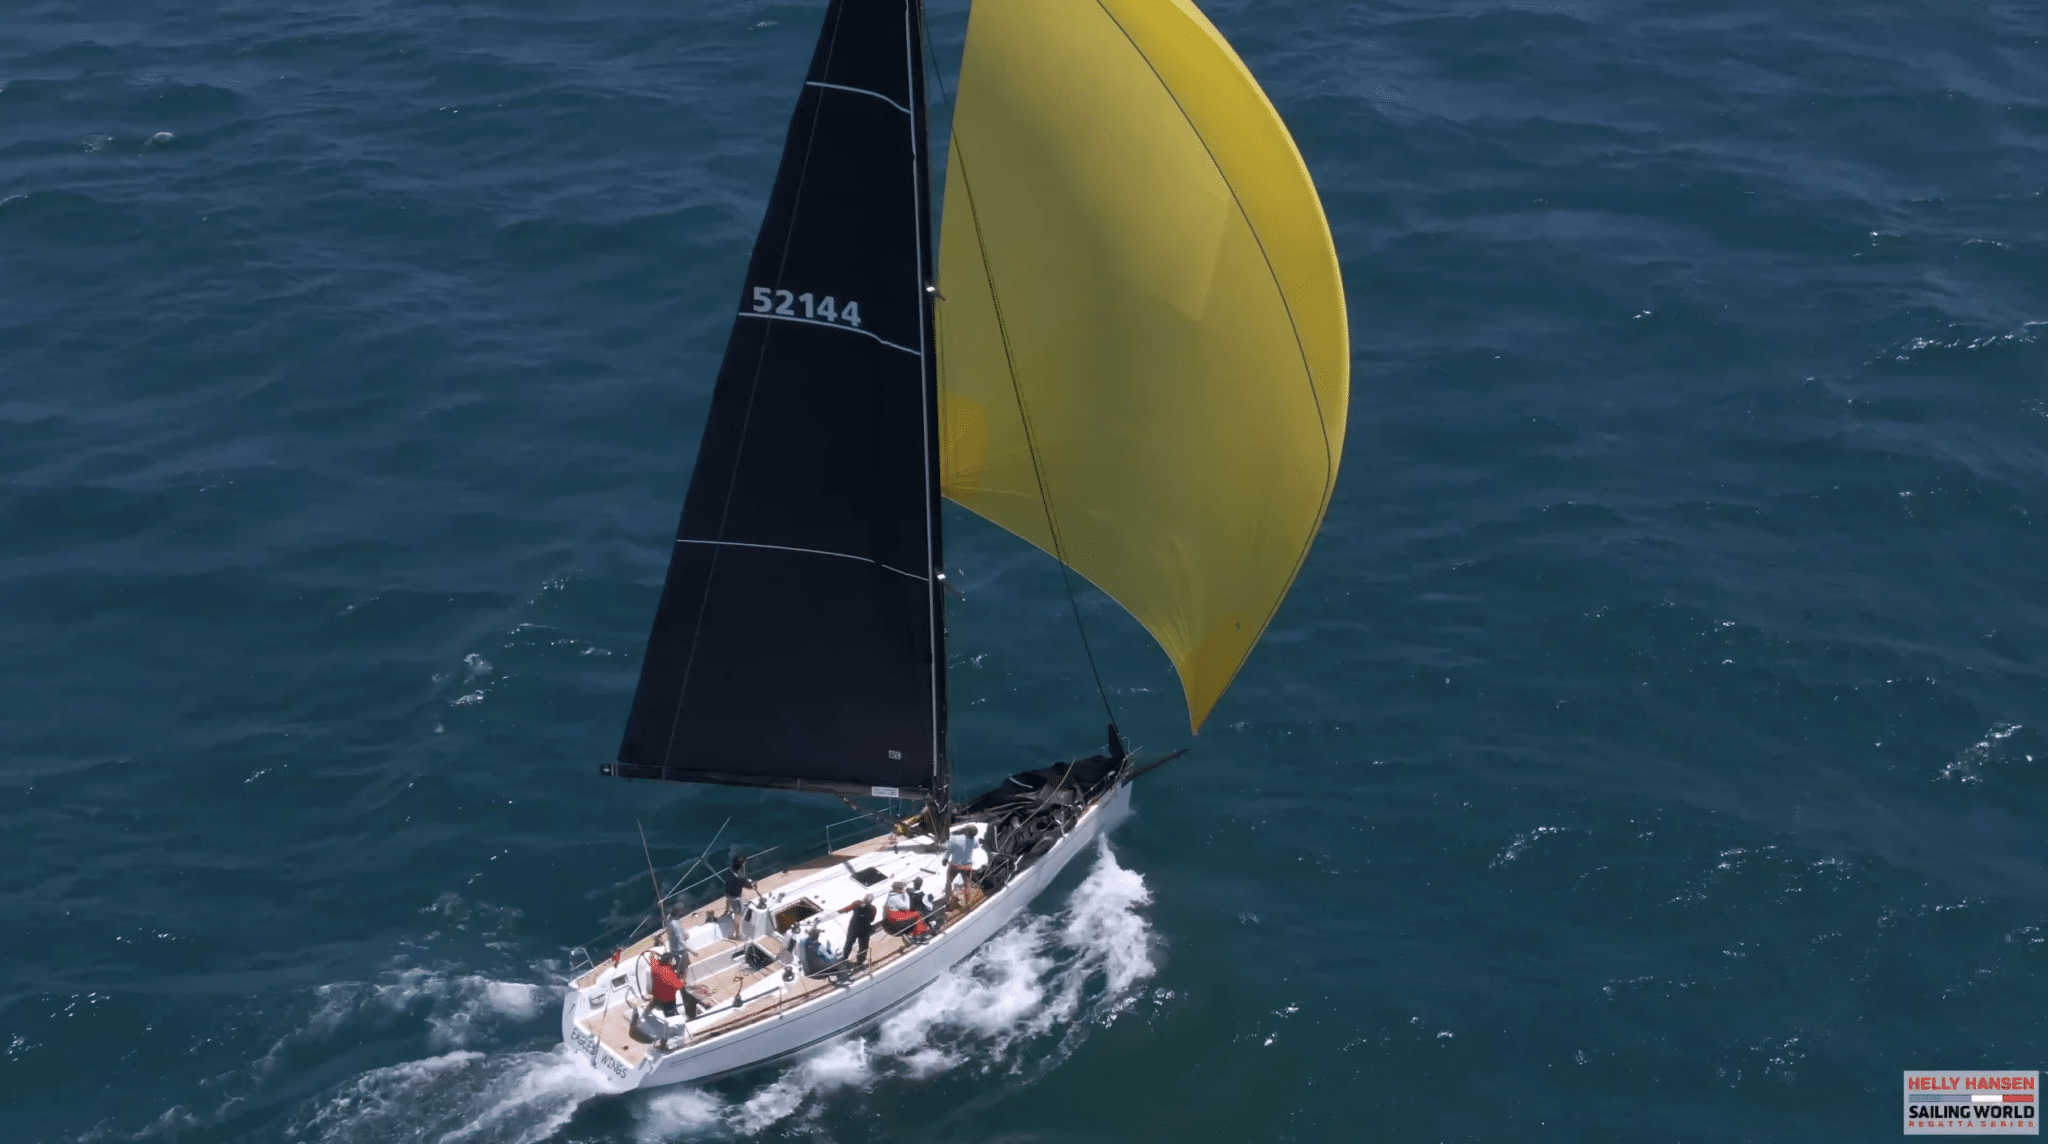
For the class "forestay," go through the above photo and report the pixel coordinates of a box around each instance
[936,0,1350,729]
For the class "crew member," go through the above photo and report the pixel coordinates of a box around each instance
[798,926,839,976]
[649,952,702,1020]
[663,904,691,958]
[907,877,940,939]
[883,880,918,936]
[723,854,759,936]
[942,825,979,897]
[838,894,877,965]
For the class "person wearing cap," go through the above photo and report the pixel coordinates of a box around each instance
[798,926,839,977]
[837,894,877,964]
[942,825,979,897]
[649,951,703,1020]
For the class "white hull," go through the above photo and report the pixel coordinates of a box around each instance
[563,782,1130,1090]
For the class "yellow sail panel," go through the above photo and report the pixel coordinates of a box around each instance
[937,0,1348,730]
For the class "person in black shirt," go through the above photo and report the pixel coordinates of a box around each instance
[906,877,940,941]
[723,854,759,937]
[837,895,877,965]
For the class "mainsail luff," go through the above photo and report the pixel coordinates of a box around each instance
[609,0,947,799]
[907,0,952,810]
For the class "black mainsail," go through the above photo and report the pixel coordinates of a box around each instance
[607,0,947,802]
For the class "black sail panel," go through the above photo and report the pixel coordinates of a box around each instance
[608,0,945,798]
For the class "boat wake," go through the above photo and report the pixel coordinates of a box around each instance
[271,973,594,1144]
[76,965,584,1144]
[89,843,1156,1144]
[631,840,1156,1140]
[279,1048,607,1144]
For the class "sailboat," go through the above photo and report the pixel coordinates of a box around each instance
[559,0,1347,1090]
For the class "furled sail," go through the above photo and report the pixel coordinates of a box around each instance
[610,0,948,799]
[936,0,1350,730]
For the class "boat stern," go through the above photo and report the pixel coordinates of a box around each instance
[561,962,659,1089]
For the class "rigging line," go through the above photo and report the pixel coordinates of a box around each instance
[662,815,731,902]
[948,138,1118,729]
[906,0,946,801]
[833,792,901,831]
[636,818,667,933]
[918,0,950,108]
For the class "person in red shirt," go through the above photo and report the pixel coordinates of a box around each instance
[649,953,701,1020]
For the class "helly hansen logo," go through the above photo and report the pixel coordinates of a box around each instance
[1905,1072,2037,1134]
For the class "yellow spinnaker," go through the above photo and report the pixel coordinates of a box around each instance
[937,0,1349,730]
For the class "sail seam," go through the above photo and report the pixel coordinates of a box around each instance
[948,133,1120,729]
[805,80,912,115]
[1088,2,1333,496]
[1089,0,1340,723]
[675,537,929,581]
[735,311,921,356]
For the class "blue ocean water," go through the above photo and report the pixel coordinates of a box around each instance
[5,0,2047,1140]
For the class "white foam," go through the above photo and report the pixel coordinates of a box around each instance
[102,850,1152,1144]
[285,1047,607,1144]
[425,976,550,1049]
[1493,825,1566,865]
[1939,721,2022,785]
[267,971,594,1144]
[249,967,549,1087]
[87,954,577,1143]
[632,841,1156,1139]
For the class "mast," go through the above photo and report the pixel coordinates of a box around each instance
[606,0,949,803]
[908,0,950,814]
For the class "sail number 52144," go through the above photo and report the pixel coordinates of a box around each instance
[751,287,862,328]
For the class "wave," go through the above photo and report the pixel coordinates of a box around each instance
[280,1048,607,1144]
[79,964,565,1144]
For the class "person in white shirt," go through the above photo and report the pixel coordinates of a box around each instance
[883,880,916,935]
[942,825,979,897]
